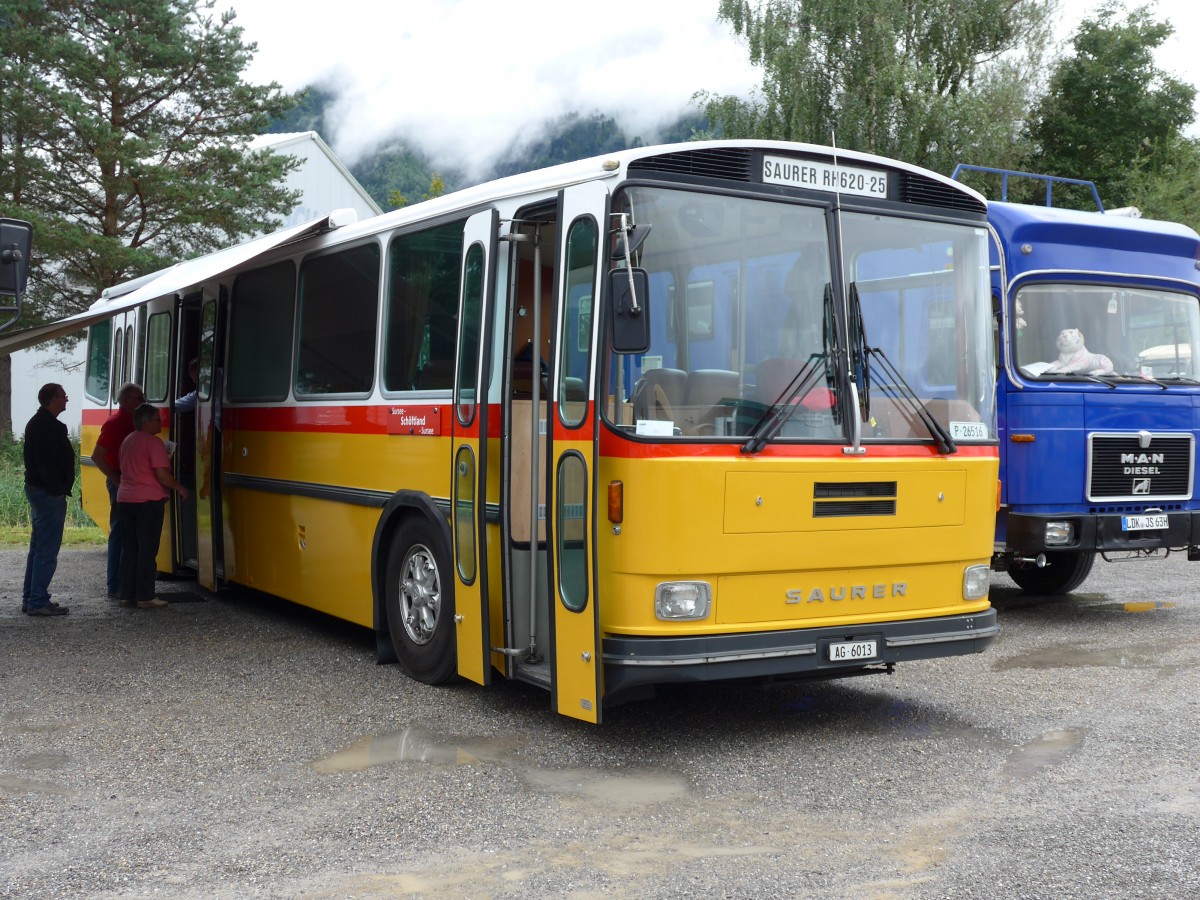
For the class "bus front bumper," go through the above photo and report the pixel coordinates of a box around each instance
[601,610,998,695]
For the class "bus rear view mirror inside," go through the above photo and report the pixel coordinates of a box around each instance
[608,266,651,353]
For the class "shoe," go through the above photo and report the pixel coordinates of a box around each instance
[26,605,69,616]
[20,601,60,613]
[136,598,169,609]
[118,599,137,609]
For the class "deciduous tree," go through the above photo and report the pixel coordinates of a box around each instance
[1023,3,1195,210]
[697,0,1055,174]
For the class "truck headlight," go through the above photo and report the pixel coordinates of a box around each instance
[1045,521,1074,545]
[655,582,712,620]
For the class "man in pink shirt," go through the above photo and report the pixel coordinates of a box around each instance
[116,404,189,609]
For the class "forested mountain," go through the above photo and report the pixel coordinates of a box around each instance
[269,86,709,210]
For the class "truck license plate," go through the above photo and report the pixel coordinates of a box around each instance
[828,639,878,661]
[1122,514,1168,531]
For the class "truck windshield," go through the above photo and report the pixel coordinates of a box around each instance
[1013,284,1200,381]
[603,185,994,443]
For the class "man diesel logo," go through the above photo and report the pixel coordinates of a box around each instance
[786,583,907,604]
[1121,452,1164,476]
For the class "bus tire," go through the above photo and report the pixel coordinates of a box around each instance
[384,517,457,685]
[1008,550,1095,595]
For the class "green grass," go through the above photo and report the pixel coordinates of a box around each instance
[0,525,106,547]
[1,435,98,531]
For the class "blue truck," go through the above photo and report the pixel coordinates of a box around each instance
[958,166,1200,593]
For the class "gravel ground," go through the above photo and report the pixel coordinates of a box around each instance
[2,545,1199,899]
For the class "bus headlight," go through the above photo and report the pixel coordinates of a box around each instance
[655,582,712,620]
[963,565,990,600]
[1045,521,1074,545]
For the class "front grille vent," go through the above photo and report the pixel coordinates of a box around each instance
[629,148,754,182]
[1088,434,1193,500]
[814,481,897,517]
[897,172,986,214]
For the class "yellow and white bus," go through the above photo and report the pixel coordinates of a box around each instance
[10,140,1000,722]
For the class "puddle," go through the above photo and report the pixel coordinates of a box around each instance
[994,642,1168,671]
[522,768,688,804]
[1005,728,1084,779]
[312,727,514,773]
[17,753,69,772]
[313,726,689,806]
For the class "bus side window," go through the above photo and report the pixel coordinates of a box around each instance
[296,243,380,396]
[385,219,466,394]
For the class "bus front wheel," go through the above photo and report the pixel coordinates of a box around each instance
[1008,550,1095,595]
[385,518,457,684]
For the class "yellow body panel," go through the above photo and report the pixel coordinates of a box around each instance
[221,428,452,627]
[595,454,998,637]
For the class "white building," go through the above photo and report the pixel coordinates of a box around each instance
[10,131,382,435]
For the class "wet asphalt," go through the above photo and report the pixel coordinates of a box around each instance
[1,545,1199,898]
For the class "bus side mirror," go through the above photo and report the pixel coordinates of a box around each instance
[0,218,33,333]
[608,267,651,354]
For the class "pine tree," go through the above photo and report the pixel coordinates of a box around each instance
[0,0,300,434]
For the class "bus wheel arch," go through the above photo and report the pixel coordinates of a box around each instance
[371,494,457,683]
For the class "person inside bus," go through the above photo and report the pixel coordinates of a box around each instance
[91,382,145,600]
[116,403,190,609]
[175,358,200,412]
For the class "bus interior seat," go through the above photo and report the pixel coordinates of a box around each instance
[512,343,549,398]
[870,396,979,440]
[562,376,586,401]
[681,368,739,432]
[632,367,686,421]
[869,396,923,439]
[416,359,454,390]
[755,358,805,404]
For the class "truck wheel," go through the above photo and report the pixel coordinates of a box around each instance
[1008,550,1095,595]
[385,517,457,684]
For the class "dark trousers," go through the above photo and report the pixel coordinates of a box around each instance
[23,485,67,610]
[118,500,166,603]
[106,478,122,595]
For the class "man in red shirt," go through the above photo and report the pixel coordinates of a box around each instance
[91,382,144,598]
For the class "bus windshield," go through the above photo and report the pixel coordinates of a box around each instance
[1013,284,1200,382]
[605,185,994,442]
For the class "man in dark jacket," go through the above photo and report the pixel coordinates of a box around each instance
[22,383,75,616]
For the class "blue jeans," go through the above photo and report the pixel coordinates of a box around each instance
[23,486,67,611]
[106,478,122,595]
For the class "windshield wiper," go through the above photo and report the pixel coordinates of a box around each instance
[1040,371,1118,389]
[844,283,955,453]
[1155,375,1200,386]
[848,283,957,454]
[741,353,827,454]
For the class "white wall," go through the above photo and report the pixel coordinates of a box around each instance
[11,339,86,437]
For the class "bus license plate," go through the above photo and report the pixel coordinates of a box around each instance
[828,639,878,662]
[1122,514,1168,532]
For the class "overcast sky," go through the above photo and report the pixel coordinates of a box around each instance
[227,0,1200,177]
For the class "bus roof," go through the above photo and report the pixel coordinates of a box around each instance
[0,139,986,354]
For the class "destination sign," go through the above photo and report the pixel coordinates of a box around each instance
[387,405,443,436]
[762,155,888,198]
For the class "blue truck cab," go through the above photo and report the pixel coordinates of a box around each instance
[960,167,1200,593]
